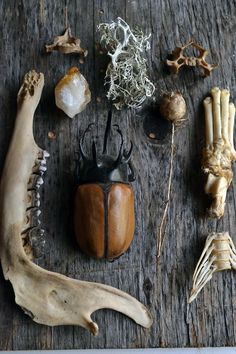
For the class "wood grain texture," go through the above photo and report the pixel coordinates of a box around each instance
[0,0,236,350]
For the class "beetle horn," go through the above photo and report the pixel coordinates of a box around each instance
[113,124,124,167]
[92,140,98,165]
[102,110,112,154]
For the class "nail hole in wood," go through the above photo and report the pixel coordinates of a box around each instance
[143,107,172,144]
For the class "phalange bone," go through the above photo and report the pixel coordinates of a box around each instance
[203,97,213,147]
[221,89,230,143]
[211,87,222,142]
[229,103,236,157]
[202,88,236,218]
[189,232,236,303]
[0,70,152,334]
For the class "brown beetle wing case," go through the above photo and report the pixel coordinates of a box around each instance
[74,183,135,259]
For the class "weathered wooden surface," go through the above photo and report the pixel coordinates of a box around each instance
[0,0,236,350]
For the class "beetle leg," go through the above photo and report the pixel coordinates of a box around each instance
[123,141,133,163]
[128,160,136,181]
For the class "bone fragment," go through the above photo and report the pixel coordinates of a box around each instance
[189,232,236,303]
[45,28,88,57]
[0,70,152,334]
[202,87,236,218]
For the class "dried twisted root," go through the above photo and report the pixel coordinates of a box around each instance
[202,88,236,218]
[189,232,236,303]
[0,70,152,334]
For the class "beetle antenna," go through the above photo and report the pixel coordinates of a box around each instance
[123,141,133,163]
[92,140,97,165]
[113,124,124,167]
[103,110,112,154]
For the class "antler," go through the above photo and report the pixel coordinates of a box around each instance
[0,70,152,334]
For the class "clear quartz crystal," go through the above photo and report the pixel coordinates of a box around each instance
[55,67,91,118]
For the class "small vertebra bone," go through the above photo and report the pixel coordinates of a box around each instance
[202,88,236,218]
[45,28,88,58]
[189,232,236,303]
[166,40,218,77]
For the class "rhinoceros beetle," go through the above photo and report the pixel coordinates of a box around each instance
[74,111,135,260]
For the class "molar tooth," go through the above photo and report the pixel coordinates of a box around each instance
[28,175,44,189]
[22,208,41,233]
[38,150,50,160]
[27,191,41,208]
[43,150,50,158]
[28,227,46,258]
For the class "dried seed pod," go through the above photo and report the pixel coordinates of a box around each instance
[55,67,91,118]
[160,92,186,125]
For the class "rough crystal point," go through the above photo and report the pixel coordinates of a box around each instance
[55,67,91,118]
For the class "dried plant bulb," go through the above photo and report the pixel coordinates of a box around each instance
[160,92,186,125]
[202,87,236,218]
[189,232,236,303]
[55,67,91,118]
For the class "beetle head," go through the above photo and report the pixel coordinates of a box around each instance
[78,111,135,184]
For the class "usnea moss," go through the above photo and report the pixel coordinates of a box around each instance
[98,17,155,110]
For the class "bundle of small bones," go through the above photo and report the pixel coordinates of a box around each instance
[1,16,236,336]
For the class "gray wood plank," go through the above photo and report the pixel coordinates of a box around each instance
[0,0,236,349]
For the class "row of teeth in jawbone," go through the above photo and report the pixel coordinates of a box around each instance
[21,150,50,259]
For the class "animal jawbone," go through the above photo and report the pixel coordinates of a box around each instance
[0,70,152,334]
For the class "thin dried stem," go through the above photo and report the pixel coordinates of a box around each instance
[157,123,175,258]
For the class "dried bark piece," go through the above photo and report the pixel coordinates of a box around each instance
[0,70,152,334]
[166,41,218,77]
[189,232,236,303]
[45,28,88,57]
[202,88,236,218]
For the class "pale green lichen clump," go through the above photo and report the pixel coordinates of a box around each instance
[98,17,155,110]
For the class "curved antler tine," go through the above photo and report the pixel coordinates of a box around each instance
[123,141,133,162]
[92,140,97,164]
